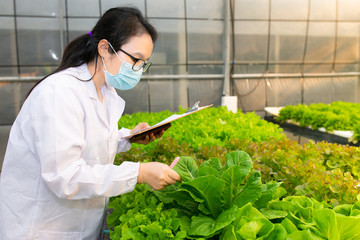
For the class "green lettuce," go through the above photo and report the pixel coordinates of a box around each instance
[268,196,360,239]
[156,151,278,239]
[108,151,360,239]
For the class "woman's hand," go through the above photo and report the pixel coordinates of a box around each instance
[130,122,165,145]
[137,162,181,190]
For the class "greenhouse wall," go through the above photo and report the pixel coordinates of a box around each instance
[0,0,360,125]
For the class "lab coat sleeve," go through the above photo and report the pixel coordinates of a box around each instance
[31,82,139,200]
[117,127,132,152]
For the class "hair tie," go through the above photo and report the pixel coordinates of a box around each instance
[88,31,93,37]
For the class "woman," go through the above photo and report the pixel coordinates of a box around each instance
[0,7,180,240]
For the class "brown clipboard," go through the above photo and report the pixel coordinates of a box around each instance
[123,103,213,143]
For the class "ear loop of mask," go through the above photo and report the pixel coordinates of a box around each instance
[101,57,109,72]
[108,42,125,64]
[101,42,123,75]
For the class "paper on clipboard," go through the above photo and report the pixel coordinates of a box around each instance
[123,102,213,143]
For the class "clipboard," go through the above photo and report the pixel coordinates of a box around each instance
[123,101,213,143]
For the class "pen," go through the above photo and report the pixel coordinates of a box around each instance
[170,157,180,168]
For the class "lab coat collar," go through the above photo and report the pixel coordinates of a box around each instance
[76,64,120,101]
[75,64,97,100]
[76,64,125,131]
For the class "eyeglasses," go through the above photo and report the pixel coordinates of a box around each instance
[119,48,152,72]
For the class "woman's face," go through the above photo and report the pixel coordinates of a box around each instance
[106,32,154,75]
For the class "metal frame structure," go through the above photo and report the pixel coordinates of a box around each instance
[1,0,360,124]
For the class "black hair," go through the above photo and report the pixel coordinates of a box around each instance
[27,7,157,96]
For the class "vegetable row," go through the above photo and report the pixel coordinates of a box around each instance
[276,101,360,143]
[116,107,360,205]
[108,151,360,239]
[108,106,360,239]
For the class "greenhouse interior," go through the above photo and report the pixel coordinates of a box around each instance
[0,0,360,239]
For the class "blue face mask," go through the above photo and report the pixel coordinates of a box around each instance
[102,45,142,90]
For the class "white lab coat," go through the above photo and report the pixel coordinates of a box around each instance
[0,64,139,240]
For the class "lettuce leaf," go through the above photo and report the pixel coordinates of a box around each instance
[332,213,360,239]
[312,209,340,239]
[221,165,250,209]
[225,150,253,170]
[160,151,265,238]
[229,203,275,239]
[200,157,222,171]
[181,175,225,217]
[188,205,238,237]
[264,224,287,240]
[233,171,262,208]
[172,156,198,182]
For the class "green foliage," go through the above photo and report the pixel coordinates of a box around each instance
[109,151,284,239]
[119,136,360,205]
[162,137,359,205]
[118,106,285,153]
[269,196,360,239]
[350,123,360,144]
[277,101,360,143]
[107,102,360,238]
[220,203,275,240]
[151,151,283,239]
[107,184,186,240]
[117,130,360,205]
[233,138,360,205]
[108,151,360,239]
[115,106,285,168]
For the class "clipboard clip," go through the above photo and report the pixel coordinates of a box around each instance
[186,101,200,113]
